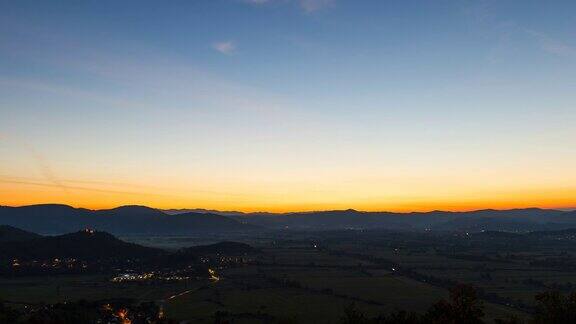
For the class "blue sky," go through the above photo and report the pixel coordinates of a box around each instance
[1,0,575,211]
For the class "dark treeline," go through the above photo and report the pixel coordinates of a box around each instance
[3,286,576,323]
[339,285,576,324]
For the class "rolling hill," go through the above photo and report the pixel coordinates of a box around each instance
[2,204,575,234]
[0,225,42,242]
[0,205,258,235]
[0,229,164,261]
[230,208,576,232]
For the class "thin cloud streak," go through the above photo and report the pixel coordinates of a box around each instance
[299,0,333,13]
[526,30,576,59]
[0,178,162,197]
[0,133,70,195]
[212,41,236,55]
[26,146,70,195]
[242,0,270,4]
[241,0,334,13]
[0,175,253,199]
[460,2,576,61]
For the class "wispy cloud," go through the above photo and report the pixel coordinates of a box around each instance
[0,51,289,115]
[241,0,334,13]
[0,177,143,196]
[299,0,333,13]
[212,41,236,55]
[0,134,70,195]
[526,30,576,59]
[460,2,576,62]
[242,0,270,4]
[0,174,251,199]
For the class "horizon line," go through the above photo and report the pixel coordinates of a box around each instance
[2,203,575,214]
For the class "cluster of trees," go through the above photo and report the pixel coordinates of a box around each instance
[531,290,576,323]
[339,285,576,324]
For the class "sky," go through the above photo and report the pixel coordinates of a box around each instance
[1,0,575,212]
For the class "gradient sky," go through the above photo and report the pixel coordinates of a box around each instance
[1,0,575,212]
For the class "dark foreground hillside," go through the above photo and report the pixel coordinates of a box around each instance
[0,225,41,242]
[0,229,164,261]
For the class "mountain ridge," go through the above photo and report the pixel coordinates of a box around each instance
[0,205,257,235]
[1,204,575,233]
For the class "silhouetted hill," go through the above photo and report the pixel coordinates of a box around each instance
[0,225,42,242]
[0,204,93,234]
[231,209,415,230]
[92,205,166,231]
[98,205,165,217]
[3,204,576,234]
[162,208,246,216]
[0,205,257,235]
[233,208,576,232]
[431,209,573,232]
[0,229,163,261]
[160,212,255,232]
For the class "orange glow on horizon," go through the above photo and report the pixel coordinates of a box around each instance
[1,179,575,213]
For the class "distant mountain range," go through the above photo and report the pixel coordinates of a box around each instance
[2,204,576,234]
[0,204,258,235]
[222,208,576,232]
[162,208,247,216]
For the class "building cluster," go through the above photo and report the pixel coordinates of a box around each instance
[110,271,191,283]
[7,258,89,273]
[200,255,255,266]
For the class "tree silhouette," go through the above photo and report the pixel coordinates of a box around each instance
[376,309,421,324]
[422,284,484,324]
[0,301,21,323]
[532,291,576,324]
[422,299,454,323]
[494,315,524,324]
[340,303,369,324]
